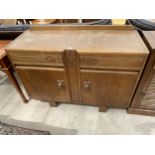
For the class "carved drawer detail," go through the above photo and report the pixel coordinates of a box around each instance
[46,55,63,64]
[80,57,98,65]
[80,55,144,70]
[8,51,63,67]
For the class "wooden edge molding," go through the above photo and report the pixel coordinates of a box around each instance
[128,108,155,117]
[30,25,134,31]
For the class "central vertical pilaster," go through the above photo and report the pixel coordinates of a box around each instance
[63,49,81,104]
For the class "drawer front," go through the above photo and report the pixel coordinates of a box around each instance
[8,51,64,67]
[80,54,147,71]
[8,51,147,70]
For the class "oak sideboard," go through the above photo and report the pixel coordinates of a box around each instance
[5,25,149,112]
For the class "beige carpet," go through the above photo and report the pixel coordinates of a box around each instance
[1,72,155,135]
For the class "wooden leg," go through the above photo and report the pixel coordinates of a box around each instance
[49,100,57,107]
[99,106,108,112]
[5,67,28,103]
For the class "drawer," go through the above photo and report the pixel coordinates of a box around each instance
[79,54,147,71]
[7,50,64,67]
[7,50,148,71]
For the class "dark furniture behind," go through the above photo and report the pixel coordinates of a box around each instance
[128,31,155,116]
[0,19,111,40]
[0,40,28,103]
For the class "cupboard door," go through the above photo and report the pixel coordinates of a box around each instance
[16,66,70,103]
[80,69,138,108]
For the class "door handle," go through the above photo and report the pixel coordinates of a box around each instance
[83,80,91,90]
[57,80,65,89]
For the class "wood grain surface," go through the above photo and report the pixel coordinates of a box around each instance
[129,31,155,116]
[6,26,149,112]
[6,27,148,54]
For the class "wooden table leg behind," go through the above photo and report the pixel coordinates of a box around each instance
[0,55,28,103]
[3,66,28,103]
[0,40,28,103]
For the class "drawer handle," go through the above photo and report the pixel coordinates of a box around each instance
[83,81,91,90]
[57,80,65,89]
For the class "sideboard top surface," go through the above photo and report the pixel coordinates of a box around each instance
[6,26,149,54]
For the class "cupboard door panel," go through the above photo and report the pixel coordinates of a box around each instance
[80,69,138,108]
[16,66,70,103]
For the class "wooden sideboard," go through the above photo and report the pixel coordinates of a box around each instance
[5,26,149,112]
[128,31,155,116]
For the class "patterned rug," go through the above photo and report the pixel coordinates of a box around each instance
[0,122,50,135]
